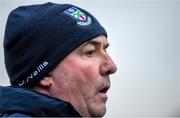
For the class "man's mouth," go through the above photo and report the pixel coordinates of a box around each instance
[98,84,110,99]
[99,85,110,94]
[99,84,110,94]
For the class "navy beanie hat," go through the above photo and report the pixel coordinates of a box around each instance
[4,2,107,87]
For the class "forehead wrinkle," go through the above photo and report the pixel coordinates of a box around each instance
[82,39,109,49]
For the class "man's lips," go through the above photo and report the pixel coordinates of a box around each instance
[97,83,110,101]
[98,83,110,94]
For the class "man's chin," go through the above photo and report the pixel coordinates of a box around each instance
[89,105,106,117]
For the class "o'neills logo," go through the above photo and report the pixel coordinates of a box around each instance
[18,61,49,86]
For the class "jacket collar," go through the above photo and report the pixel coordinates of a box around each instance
[0,86,81,117]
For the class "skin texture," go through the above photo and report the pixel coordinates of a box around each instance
[34,35,117,117]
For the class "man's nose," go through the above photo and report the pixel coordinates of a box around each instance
[100,53,117,76]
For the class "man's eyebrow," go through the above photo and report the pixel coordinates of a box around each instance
[82,40,109,48]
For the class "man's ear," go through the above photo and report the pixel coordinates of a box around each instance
[39,74,53,87]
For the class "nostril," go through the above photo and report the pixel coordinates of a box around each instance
[106,70,112,75]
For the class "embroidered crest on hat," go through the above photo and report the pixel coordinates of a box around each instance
[63,7,92,26]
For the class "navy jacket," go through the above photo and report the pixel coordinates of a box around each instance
[0,86,81,117]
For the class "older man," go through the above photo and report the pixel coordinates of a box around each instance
[0,2,117,117]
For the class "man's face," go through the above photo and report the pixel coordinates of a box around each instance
[49,35,117,117]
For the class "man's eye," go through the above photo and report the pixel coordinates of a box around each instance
[85,50,96,57]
